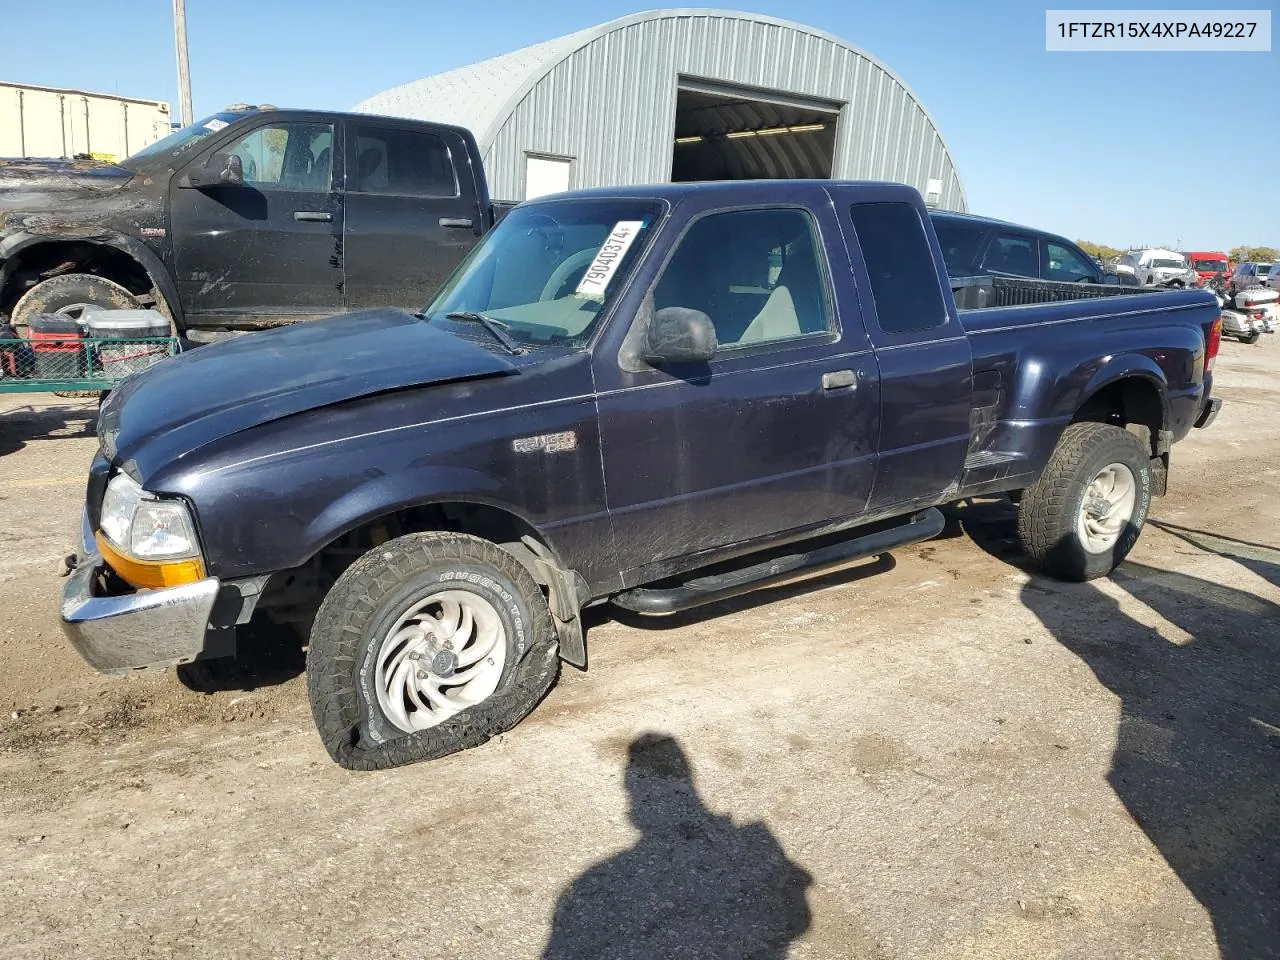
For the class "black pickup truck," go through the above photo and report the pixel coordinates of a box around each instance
[61,180,1223,770]
[0,106,508,338]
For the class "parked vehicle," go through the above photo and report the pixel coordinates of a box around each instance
[1206,275,1277,343]
[930,212,1121,284]
[1118,248,1195,287]
[61,181,1222,770]
[1,105,513,339]
[1183,250,1230,285]
[1229,261,1273,297]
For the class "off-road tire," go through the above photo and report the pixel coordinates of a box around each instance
[306,532,560,771]
[1017,422,1151,582]
[11,274,140,333]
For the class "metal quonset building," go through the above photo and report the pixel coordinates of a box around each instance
[355,8,966,210]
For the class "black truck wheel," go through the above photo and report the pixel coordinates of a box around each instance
[1241,331,1261,345]
[1016,422,1152,582]
[11,274,139,332]
[306,532,560,771]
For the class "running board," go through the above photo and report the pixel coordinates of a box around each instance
[611,508,945,616]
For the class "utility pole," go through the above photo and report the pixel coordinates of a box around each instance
[173,0,194,126]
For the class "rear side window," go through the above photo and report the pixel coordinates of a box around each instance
[983,234,1038,277]
[849,202,949,334]
[349,126,459,198]
[931,219,986,277]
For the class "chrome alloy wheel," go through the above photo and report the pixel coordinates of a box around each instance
[373,590,507,732]
[1077,462,1137,554]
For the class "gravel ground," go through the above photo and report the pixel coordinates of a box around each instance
[0,341,1276,960]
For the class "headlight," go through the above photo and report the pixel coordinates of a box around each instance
[100,472,201,561]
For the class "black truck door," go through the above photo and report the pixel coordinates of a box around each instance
[169,119,344,326]
[831,188,974,512]
[342,121,483,310]
[592,201,881,587]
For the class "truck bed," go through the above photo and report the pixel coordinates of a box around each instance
[950,274,1146,310]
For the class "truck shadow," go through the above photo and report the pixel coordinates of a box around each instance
[540,732,813,959]
[1019,565,1280,960]
[948,497,1280,958]
[0,401,98,456]
[176,616,306,693]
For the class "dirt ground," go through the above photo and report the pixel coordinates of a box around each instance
[0,341,1277,960]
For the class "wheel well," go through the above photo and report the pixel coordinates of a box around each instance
[1,241,157,318]
[256,502,568,630]
[1072,377,1165,456]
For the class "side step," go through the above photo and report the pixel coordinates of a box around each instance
[612,507,945,616]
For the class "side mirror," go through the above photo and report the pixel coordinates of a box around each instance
[217,153,244,186]
[643,307,717,366]
[1102,272,1120,285]
[177,153,244,189]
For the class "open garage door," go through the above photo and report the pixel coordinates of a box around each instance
[671,79,840,182]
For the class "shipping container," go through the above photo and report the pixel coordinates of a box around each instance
[0,81,172,162]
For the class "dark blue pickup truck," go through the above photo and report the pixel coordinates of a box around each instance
[61,180,1223,770]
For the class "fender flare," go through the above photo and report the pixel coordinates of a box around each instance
[0,230,185,329]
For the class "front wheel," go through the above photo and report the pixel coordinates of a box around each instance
[1242,331,1261,345]
[10,273,140,333]
[1017,422,1152,581]
[306,532,560,770]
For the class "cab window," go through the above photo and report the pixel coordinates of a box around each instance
[982,234,1038,277]
[1043,241,1099,283]
[217,122,334,191]
[653,208,832,348]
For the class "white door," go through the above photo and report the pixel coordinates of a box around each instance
[525,155,572,200]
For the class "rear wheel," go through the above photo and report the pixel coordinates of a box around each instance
[1017,422,1152,581]
[1242,331,1261,344]
[306,532,560,770]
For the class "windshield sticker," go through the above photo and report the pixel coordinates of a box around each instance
[575,221,645,298]
[203,119,229,132]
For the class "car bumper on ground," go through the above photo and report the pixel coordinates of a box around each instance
[1194,397,1222,430]
[61,511,223,675]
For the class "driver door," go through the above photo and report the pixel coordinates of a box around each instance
[170,120,344,326]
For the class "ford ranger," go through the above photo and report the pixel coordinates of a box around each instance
[60,180,1223,770]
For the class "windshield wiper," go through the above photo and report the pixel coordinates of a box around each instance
[444,312,527,356]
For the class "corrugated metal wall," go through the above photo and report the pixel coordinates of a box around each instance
[0,82,172,161]
[483,12,965,210]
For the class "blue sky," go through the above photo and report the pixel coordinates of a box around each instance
[5,0,1277,250]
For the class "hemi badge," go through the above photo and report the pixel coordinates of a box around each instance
[513,431,577,454]
[141,227,166,238]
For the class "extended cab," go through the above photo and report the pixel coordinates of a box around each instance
[61,181,1223,770]
[0,106,506,338]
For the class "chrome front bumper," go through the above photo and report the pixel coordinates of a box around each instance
[61,519,222,675]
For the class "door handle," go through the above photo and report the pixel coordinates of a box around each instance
[822,369,857,391]
[439,217,474,229]
[294,211,332,222]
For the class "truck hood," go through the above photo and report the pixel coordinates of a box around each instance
[0,158,133,194]
[99,310,518,476]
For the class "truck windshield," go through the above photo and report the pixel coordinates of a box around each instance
[121,113,242,167]
[1192,259,1227,272]
[426,199,665,346]
[1150,259,1184,269]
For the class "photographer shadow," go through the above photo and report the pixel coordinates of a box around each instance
[541,733,814,959]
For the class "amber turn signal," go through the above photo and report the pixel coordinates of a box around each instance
[96,533,206,589]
